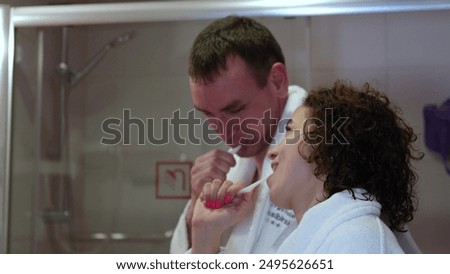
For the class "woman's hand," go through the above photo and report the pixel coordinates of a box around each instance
[186,149,237,245]
[191,179,256,253]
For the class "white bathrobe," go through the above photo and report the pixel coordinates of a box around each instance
[169,85,421,254]
[277,188,404,254]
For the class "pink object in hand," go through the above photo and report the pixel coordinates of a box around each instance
[224,194,232,205]
[205,200,222,209]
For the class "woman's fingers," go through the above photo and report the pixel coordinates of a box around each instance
[201,179,236,209]
[217,180,233,207]
[223,183,246,206]
[202,182,212,208]
[201,179,257,209]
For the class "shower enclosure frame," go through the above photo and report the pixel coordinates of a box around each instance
[2,0,450,254]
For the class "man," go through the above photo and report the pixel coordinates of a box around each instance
[170,16,421,254]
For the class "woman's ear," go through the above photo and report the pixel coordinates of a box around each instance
[268,62,289,98]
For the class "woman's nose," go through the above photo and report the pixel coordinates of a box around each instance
[267,147,278,160]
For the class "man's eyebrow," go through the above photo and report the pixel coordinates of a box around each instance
[219,100,244,112]
[194,106,209,114]
[194,100,244,115]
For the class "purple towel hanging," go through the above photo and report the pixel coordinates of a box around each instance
[423,98,450,175]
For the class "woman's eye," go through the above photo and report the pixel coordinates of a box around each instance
[285,124,292,132]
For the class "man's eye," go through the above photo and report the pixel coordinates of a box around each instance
[226,106,245,115]
[285,124,292,132]
[202,111,213,118]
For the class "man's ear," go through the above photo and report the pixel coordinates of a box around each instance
[268,62,289,98]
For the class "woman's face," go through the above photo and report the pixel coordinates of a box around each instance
[267,106,322,210]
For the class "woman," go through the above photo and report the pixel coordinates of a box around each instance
[191,81,424,253]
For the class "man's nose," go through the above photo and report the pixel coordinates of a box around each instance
[206,118,224,134]
[224,117,240,144]
[207,117,240,143]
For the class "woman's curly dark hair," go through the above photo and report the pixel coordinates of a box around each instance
[301,80,424,232]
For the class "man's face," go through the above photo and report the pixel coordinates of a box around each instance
[190,55,282,157]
